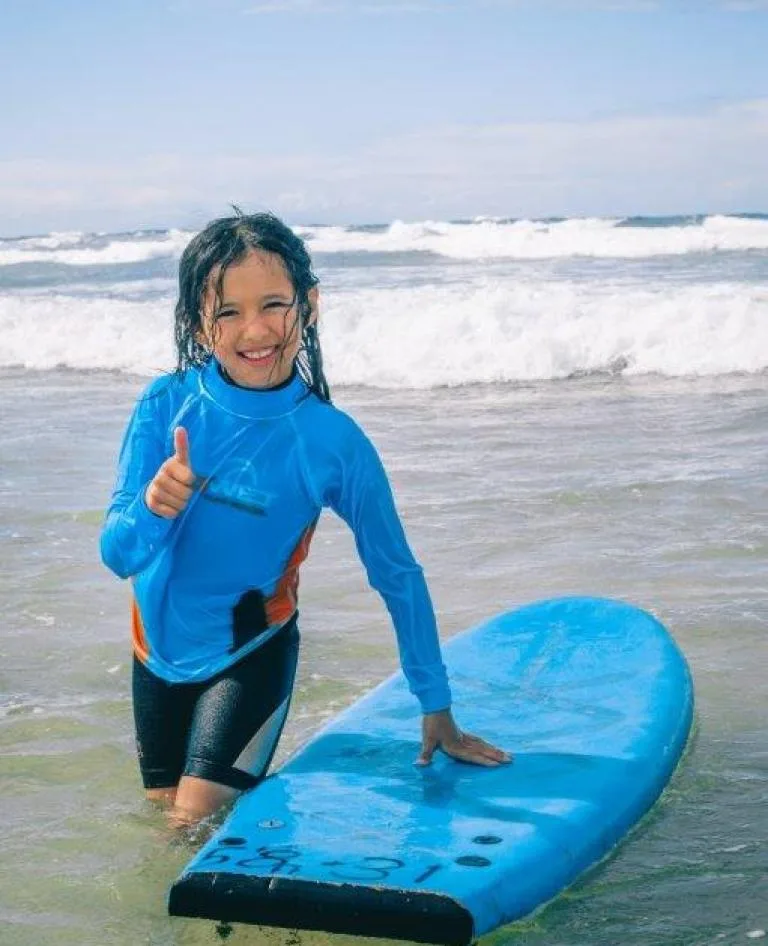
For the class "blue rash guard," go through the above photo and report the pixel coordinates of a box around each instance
[100,358,452,714]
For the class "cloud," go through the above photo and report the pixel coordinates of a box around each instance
[2,99,767,231]
[342,98,768,215]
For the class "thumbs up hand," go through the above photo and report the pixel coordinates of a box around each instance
[145,426,197,519]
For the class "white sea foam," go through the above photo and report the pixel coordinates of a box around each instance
[0,294,176,375]
[320,279,768,386]
[14,231,86,251]
[3,278,766,385]
[0,229,193,267]
[305,216,768,260]
[2,217,768,267]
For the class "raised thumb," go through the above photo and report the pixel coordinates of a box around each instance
[173,426,191,468]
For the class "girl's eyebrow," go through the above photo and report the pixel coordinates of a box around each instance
[216,294,293,307]
[216,292,296,312]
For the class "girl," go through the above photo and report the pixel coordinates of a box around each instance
[101,211,509,829]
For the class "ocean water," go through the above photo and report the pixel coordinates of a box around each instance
[1,215,766,945]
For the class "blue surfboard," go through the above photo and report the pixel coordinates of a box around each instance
[169,597,694,943]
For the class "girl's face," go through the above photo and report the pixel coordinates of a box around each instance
[199,249,317,389]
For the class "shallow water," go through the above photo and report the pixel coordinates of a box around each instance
[1,367,766,945]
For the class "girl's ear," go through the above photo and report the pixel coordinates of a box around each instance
[306,287,319,328]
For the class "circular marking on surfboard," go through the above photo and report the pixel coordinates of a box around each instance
[472,835,502,845]
[455,855,492,868]
[257,819,285,829]
[219,837,247,847]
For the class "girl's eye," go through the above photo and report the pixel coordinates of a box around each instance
[265,302,291,311]
[216,309,238,319]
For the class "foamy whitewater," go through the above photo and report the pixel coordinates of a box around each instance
[1,214,767,384]
[1,214,766,946]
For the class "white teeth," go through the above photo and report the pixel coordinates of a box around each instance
[241,348,276,360]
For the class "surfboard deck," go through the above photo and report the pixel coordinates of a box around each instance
[169,596,694,943]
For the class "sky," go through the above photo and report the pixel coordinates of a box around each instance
[0,0,767,233]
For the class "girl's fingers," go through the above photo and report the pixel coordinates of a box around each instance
[153,473,194,501]
[145,459,197,518]
[439,735,511,767]
[146,481,192,515]
[463,733,512,762]
[460,748,500,767]
[151,489,187,511]
[421,715,512,769]
[464,733,509,759]
[144,484,184,518]
[164,457,197,487]
[445,742,500,767]
[415,734,439,766]
[151,501,182,519]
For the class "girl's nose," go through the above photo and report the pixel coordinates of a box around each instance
[241,311,275,340]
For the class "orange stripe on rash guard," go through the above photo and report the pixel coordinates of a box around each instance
[265,520,318,627]
[131,598,150,664]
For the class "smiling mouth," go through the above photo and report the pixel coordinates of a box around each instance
[239,346,278,364]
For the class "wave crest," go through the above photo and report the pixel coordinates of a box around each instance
[3,279,765,386]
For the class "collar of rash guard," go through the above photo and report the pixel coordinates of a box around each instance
[198,357,308,419]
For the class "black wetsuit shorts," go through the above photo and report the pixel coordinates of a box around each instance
[132,616,299,791]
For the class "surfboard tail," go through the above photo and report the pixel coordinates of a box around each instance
[168,872,475,945]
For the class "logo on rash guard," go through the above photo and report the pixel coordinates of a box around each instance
[194,455,277,516]
[198,475,273,517]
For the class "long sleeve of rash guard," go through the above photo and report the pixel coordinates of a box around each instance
[100,387,175,579]
[324,427,452,714]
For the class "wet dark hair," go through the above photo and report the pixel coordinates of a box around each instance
[174,210,330,403]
